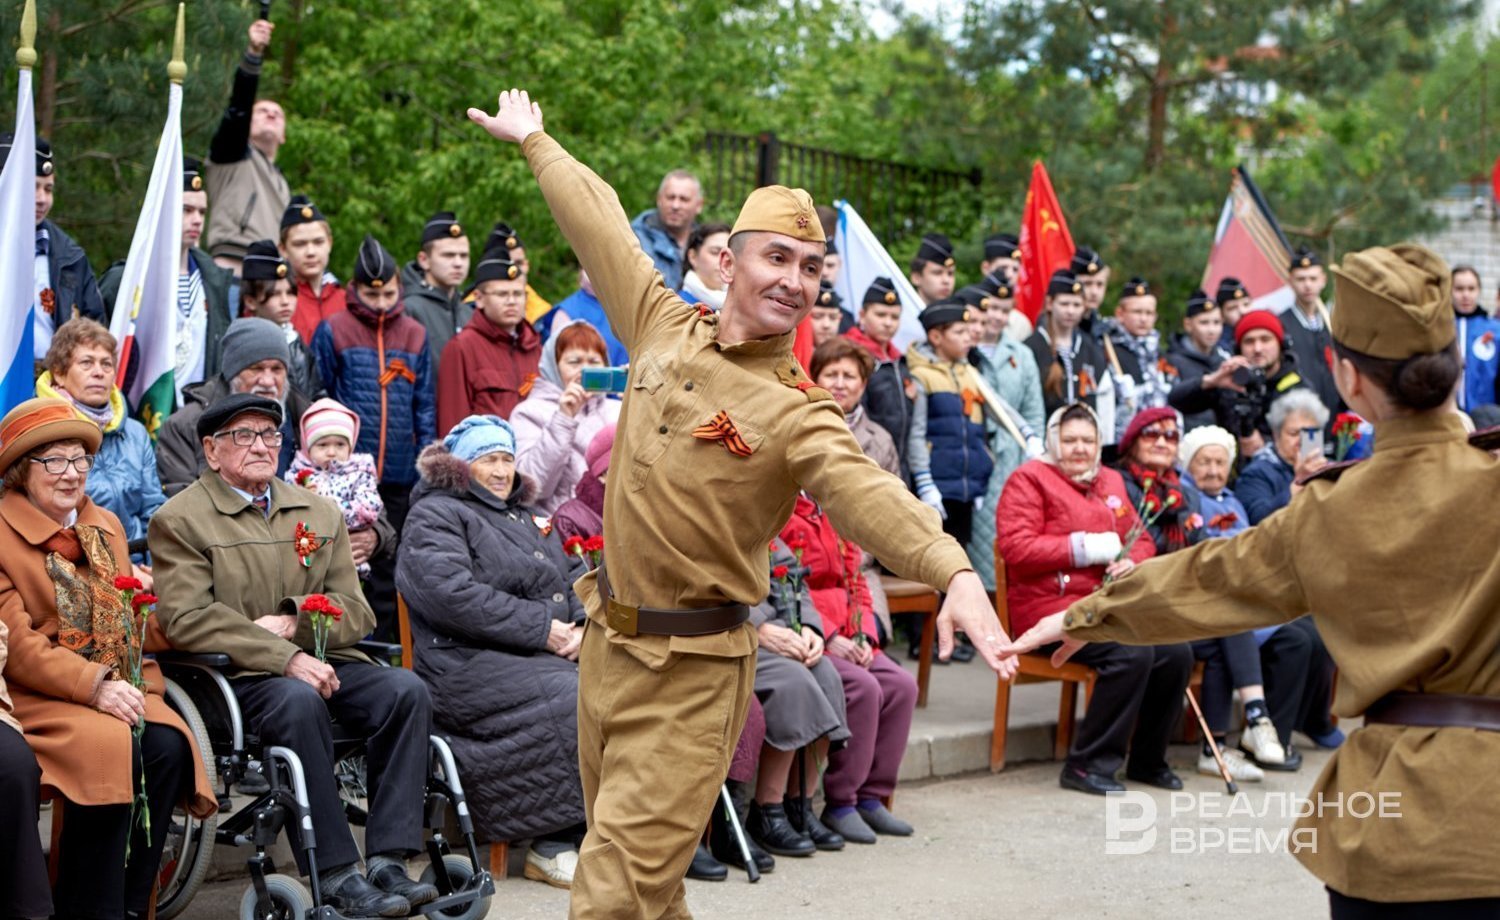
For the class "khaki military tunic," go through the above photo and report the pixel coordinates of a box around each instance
[520,133,970,918]
[1064,412,1500,902]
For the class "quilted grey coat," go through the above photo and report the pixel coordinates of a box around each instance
[396,442,586,842]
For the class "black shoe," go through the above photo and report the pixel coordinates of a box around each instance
[1059,766,1125,796]
[686,843,728,881]
[950,639,977,663]
[748,802,815,857]
[786,796,844,851]
[368,862,438,908]
[1125,767,1184,791]
[710,780,776,873]
[326,870,410,919]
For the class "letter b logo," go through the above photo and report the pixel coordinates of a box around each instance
[1105,790,1157,855]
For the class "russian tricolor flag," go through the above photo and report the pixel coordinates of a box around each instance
[0,63,37,414]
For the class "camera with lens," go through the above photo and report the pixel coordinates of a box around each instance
[1228,365,1269,438]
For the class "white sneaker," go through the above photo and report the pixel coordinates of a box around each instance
[1198,748,1264,782]
[524,847,578,889]
[1241,717,1286,766]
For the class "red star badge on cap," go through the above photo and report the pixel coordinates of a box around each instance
[796,215,809,228]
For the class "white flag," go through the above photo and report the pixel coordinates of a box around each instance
[829,201,927,354]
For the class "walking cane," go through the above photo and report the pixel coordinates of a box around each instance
[718,784,759,883]
[1184,688,1238,795]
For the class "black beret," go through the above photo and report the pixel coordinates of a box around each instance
[1120,276,1153,298]
[197,393,284,441]
[862,276,900,307]
[978,272,1013,300]
[1047,269,1083,297]
[955,285,991,311]
[1,133,53,176]
[825,237,839,256]
[281,194,326,231]
[919,296,970,331]
[421,211,465,245]
[1289,245,1322,271]
[352,234,398,287]
[983,233,1021,261]
[183,155,204,193]
[1070,245,1105,276]
[1185,289,1217,318]
[914,233,955,268]
[1216,276,1249,304]
[473,247,522,285]
[814,281,843,311]
[241,239,290,282]
[487,221,523,253]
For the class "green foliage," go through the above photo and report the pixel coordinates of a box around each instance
[0,0,1488,324]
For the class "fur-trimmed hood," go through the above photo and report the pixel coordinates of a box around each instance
[412,441,538,510]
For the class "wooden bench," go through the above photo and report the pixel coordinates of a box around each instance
[879,575,940,708]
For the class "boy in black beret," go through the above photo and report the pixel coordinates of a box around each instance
[1070,245,1110,342]
[401,211,473,373]
[280,194,345,345]
[844,277,913,473]
[980,232,1021,285]
[809,281,845,349]
[1215,276,1250,350]
[1277,246,1340,416]
[1024,269,1115,426]
[483,220,551,324]
[1103,276,1173,439]
[908,233,957,305]
[1165,290,1235,431]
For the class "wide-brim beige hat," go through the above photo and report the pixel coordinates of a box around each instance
[0,397,103,474]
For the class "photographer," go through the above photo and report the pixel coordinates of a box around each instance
[1169,310,1310,460]
[510,319,622,515]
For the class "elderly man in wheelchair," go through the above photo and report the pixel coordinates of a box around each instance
[147,393,491,919]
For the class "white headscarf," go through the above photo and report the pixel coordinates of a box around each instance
[1042,402,1104,484]
[1178,424,1238,468]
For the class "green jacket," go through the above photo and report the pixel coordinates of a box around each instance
[150,470,374,676]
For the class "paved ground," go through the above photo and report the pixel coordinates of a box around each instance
[182,744,1335,918]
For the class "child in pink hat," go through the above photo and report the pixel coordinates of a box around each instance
[284,398,384,577]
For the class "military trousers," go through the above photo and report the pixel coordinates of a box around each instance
[570,620,756,920]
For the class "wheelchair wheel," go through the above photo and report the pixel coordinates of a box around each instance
[419,854,492,920]
[156,677,219,919]
[237,873,312,920]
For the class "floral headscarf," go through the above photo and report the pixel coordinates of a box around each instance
[1042,402,1104,485]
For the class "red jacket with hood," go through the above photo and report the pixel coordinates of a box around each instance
[778,493,881,649]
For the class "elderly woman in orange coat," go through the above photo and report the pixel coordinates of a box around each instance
[0,398,215,920]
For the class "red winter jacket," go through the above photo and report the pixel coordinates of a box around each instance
[778,494,880,648]
[436,309,543,432]
[995,459,1155,636]
[293,278,347,345]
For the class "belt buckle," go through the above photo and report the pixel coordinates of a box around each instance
[606,598,639,636]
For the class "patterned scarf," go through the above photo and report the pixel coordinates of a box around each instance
[44,524,129,678]
[1123,460,1190,552]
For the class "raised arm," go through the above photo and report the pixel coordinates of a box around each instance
[468,90,678,353]
[208,21,272,164]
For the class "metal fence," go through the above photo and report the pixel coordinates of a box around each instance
[702,131,984,243]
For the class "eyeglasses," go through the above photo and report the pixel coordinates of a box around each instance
[1140,427,1181,443]
[215,427,285,448]
[30,455,96,475]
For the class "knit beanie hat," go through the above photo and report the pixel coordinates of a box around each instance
[444,415,515,463]
[1178,425,1238,468]
[220,317,291,381]
[300,398,360,449]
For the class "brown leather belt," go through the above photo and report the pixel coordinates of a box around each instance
[1364,692,1500,733]
[596,559,750,637]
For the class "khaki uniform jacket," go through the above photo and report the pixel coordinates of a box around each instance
[520,132,971,664]
[150,471,376,677]
[0,492,215,815]
[1063,413,1500,901]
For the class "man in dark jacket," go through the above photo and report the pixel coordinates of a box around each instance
[203,17,291,270]
[400,211,472,373]
[101,157,236,393]
[157,318,312,496]
[1276,246,1341,416]
[843,277,912,480]
[1165,289,1235,431]
[6,136,106,363]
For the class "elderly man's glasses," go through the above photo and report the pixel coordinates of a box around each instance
[31,455,96,474]
[215,427,285,448]
[1140,427,1181,443]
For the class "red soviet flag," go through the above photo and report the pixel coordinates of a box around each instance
[1015,161,1076,325]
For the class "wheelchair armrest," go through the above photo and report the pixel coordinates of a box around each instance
[355,640,403,665]
[153,651,234,669]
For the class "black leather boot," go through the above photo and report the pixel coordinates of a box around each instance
[686,843,728,881]
[786,796,844,851]
[748,801,815,857]
[710,780,775,873]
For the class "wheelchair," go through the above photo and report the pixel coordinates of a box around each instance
[152,641,495,920]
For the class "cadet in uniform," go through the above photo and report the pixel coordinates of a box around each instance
[1007,243,1500,919]
[468,89,1014,920]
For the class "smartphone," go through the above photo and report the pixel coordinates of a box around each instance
[1300,426,1324,459]
[581,366,628,394]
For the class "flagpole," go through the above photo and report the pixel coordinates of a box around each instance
[16,0,37,70]
[168,2,186,84]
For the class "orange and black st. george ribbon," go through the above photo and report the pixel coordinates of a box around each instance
[692,410,754,457]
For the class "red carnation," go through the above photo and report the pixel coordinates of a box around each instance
[771,565,789,579]
[1166,490,1183,509]
[114,575,144,592]
[563,536,586,556]
[296,468,315,486]
[787,537,808,552]
[1142,494,1162,514]
[131,593,158,612]
[583,535,604,553]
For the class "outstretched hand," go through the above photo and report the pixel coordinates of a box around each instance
[998,611,1087,667]
[467,89,545,145]
[936,570,1017,680]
